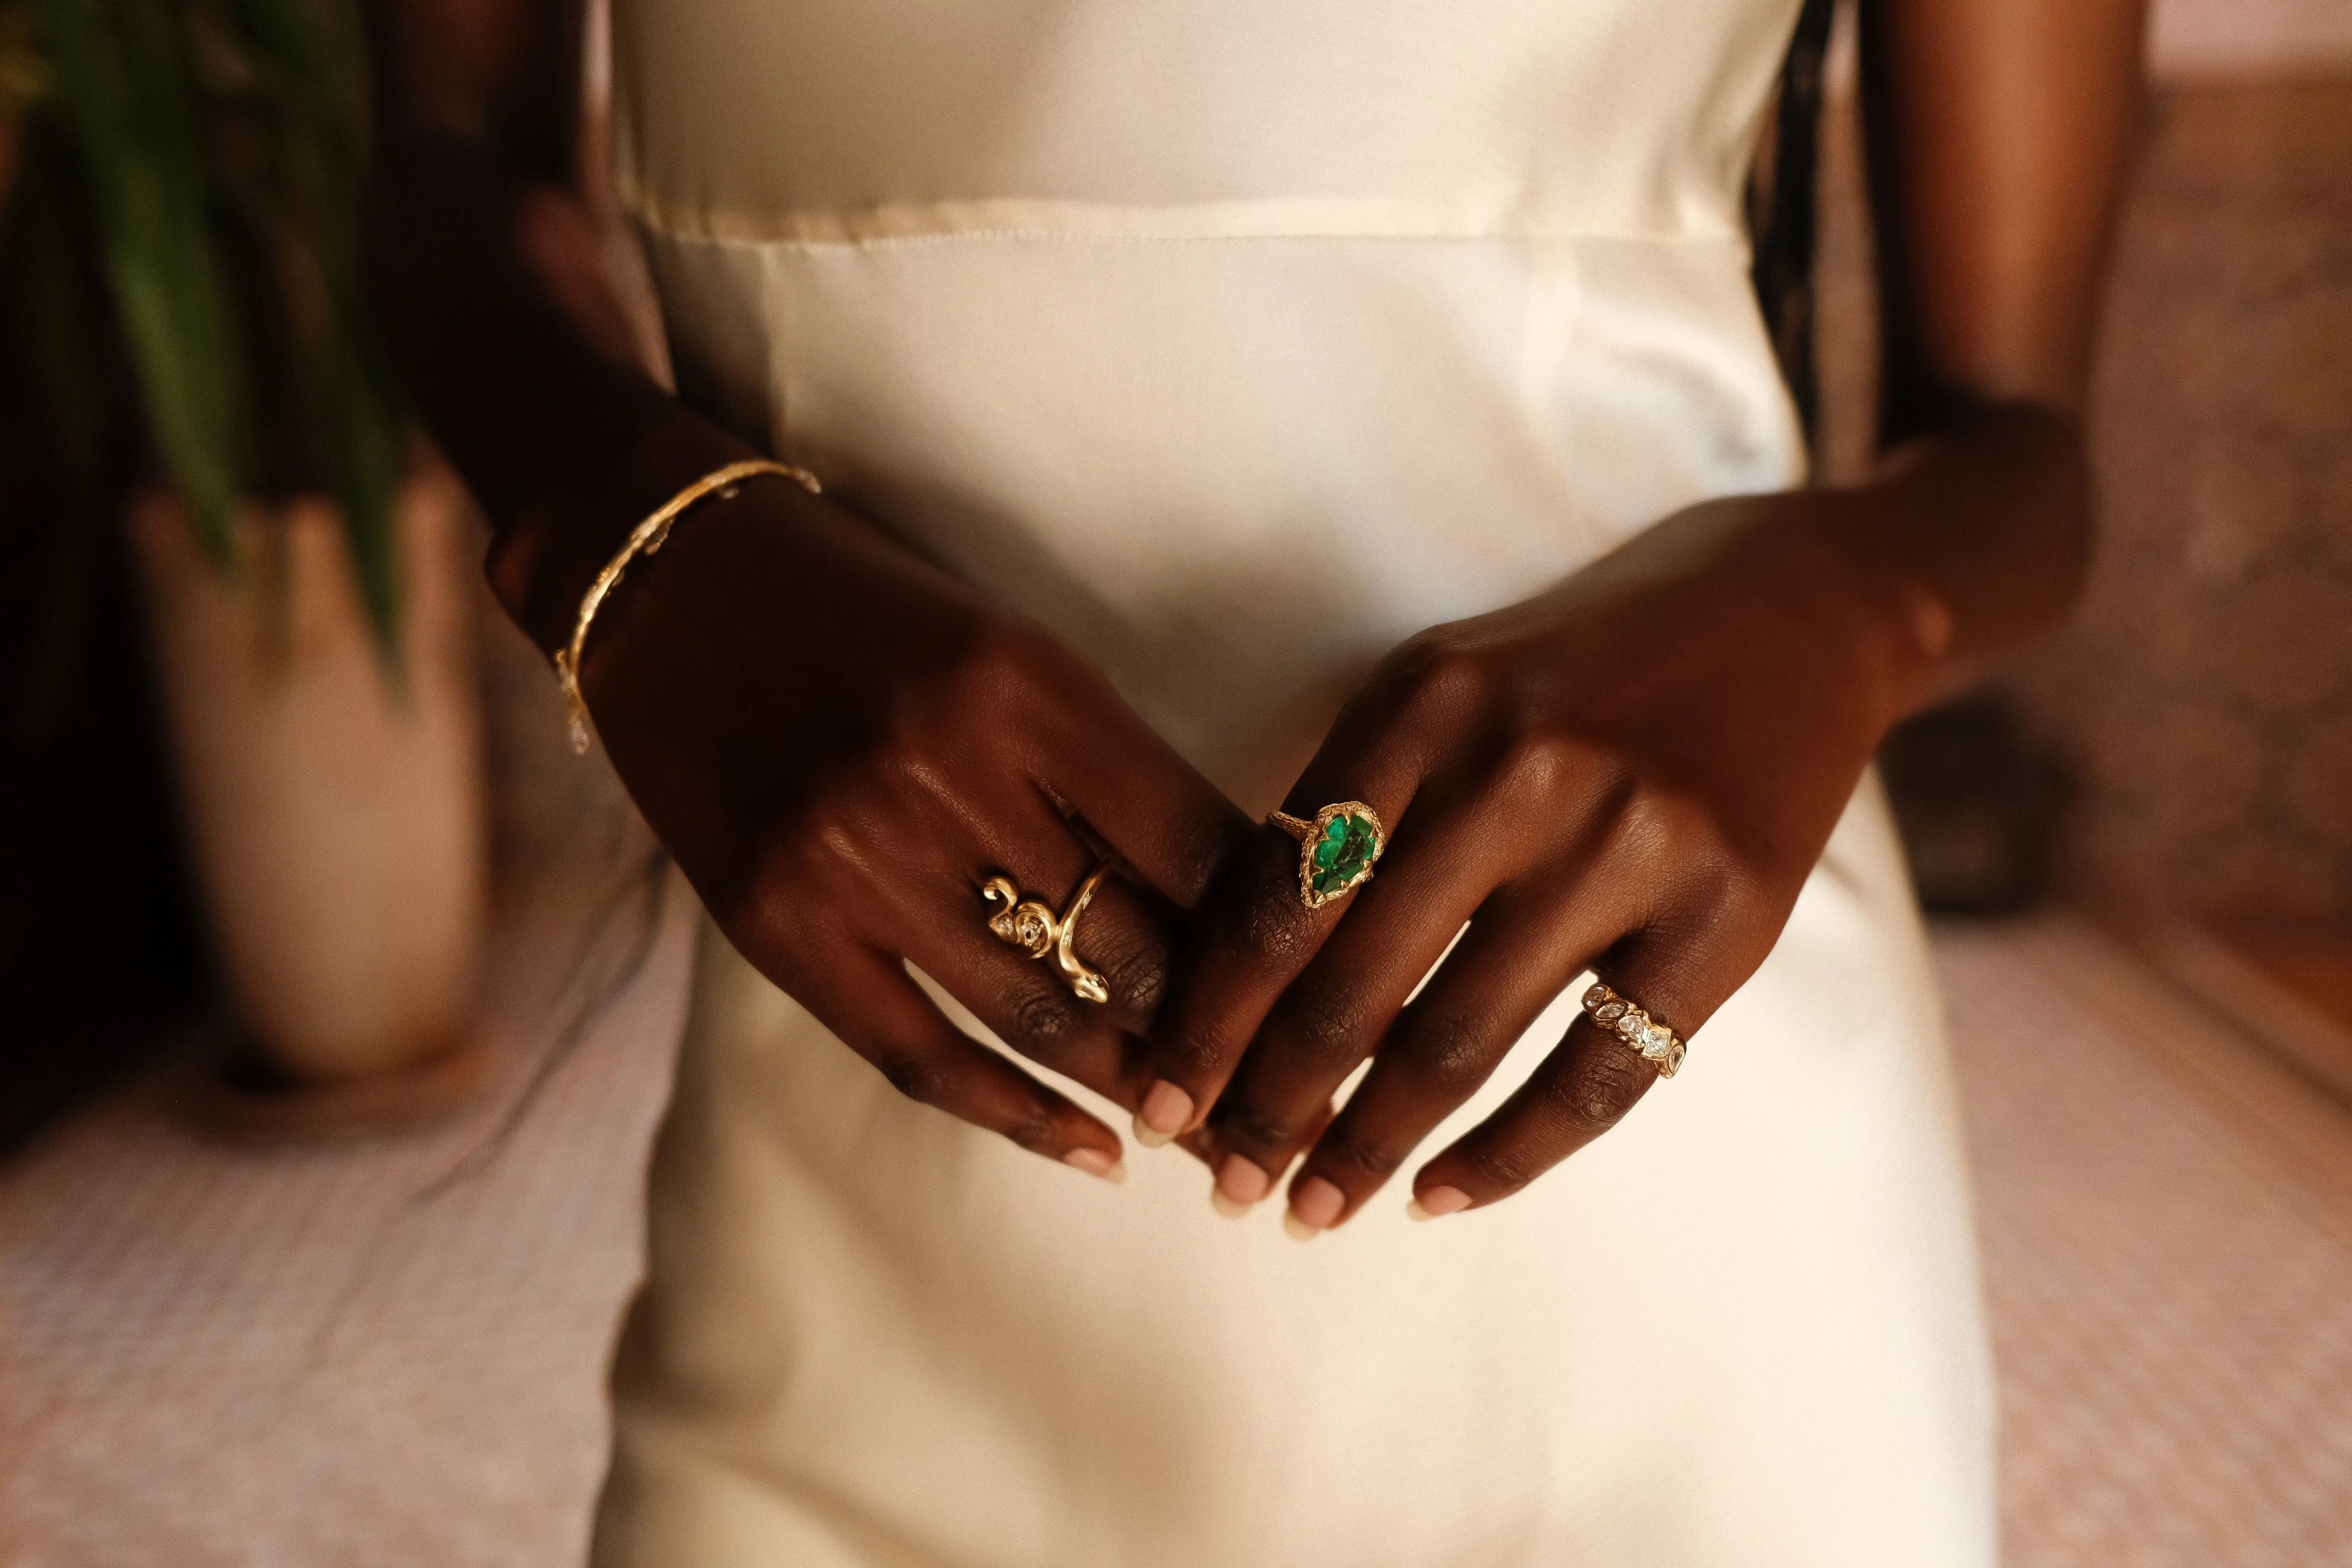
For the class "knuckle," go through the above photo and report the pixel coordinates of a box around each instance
[1236,885,1317,968]
[1085,927,1172,1022]
[1554,1044,1650,1129]
[1167,811,1250,906]
[959,617,1078,729]
[1405,1012,1492,1097]
[1604,785,1786,964]
[1272,975,1372,1074]
[1605,787,1736,903]
[788,805,880,887]
[1103,949,1170,1022]
[1163,1020,1241,1082]
[1492,729,1586,809]
[958,613,1054,690]
[1617,783,1726,863]
[1376,628,1492,718]
[1213,1100,1298,1153]
[1007,984,1084,1058]
[860,703,962,816]
[1000,1097,1062,1154]
[1630,824,1782,963]
[1317,1129,1404,1182]
[733,797,865,915]
[1680,860,1778,948]
[1466,1141,1541,1191]
[873,1049,948,1107]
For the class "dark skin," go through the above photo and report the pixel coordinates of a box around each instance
[366,0,2144,1216]
[368,2,1252,1181]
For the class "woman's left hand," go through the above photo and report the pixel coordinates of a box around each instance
[1133,486,1939,1230]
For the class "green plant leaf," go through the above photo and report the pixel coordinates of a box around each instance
[39,0,246,564]
[212,0,405,651]
[6,115,129,739]
[27,0,408,657]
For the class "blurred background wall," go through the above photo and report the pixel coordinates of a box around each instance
[2014,79,2352,929]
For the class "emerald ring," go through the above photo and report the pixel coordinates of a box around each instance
[1268,803,1386,911]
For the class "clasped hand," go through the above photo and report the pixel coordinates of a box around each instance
[581,476,1910,1225]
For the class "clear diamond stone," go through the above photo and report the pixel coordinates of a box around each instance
[1594,1001,1627,1024]
[1583,983,1612,1009]
[1616,1012,1645,1041]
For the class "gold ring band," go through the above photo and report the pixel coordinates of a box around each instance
[1267,801,1386,910]
[982,860,1114,1003]
[1581,982,1687,1077]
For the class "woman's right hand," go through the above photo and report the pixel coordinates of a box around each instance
[360,10,1246,1175]
[572,461,1253,1177]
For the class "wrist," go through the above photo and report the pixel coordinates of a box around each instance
[487,407,758,657]
[1816,495,1957,716]
[1734,490,1956,731]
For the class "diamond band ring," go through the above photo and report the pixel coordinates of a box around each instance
[1581,982,1687,1077]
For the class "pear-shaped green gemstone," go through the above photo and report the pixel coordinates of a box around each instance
[1305,811,1380,896]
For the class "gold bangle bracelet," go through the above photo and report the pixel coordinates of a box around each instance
[554,458,822,755]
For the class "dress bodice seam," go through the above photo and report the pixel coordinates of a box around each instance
[618,194,1755,253]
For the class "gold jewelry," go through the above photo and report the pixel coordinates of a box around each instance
[1267,802,1386,910]
[1581,981,1686,1077]
[555,458,823,755]
[982,860,1115,1003]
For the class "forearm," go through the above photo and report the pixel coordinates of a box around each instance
[363,131,755,654]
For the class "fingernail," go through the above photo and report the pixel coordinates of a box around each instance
[1288,1176,1345,1235]
[1406,1185,1473,1222]
[1063,1147,1127,1184]
[1134,1080,1193,1148]
[1211,1152,1271,1218]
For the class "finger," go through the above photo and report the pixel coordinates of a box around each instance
[1130,671,1438,1149]
[879,773,1219,1164]
[881,765,1192,1039]
[791,934,1130,1180]
[1013,860,1191,1038]
[1202,801,1499,1208]
[899,925,1218,1171]
[1406,923,1741,1217]
[900,881,1229,1176]
[1134,764,1419,1151]
[1030,656,1257,911]
[1399,1016,1657,1216]
[1280,875,1640,1233]
[897,904,1152,1112]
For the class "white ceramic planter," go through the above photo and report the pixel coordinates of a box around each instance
[128,463,488,1085]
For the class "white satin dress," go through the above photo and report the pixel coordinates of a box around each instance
[593,3,1997,1563]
